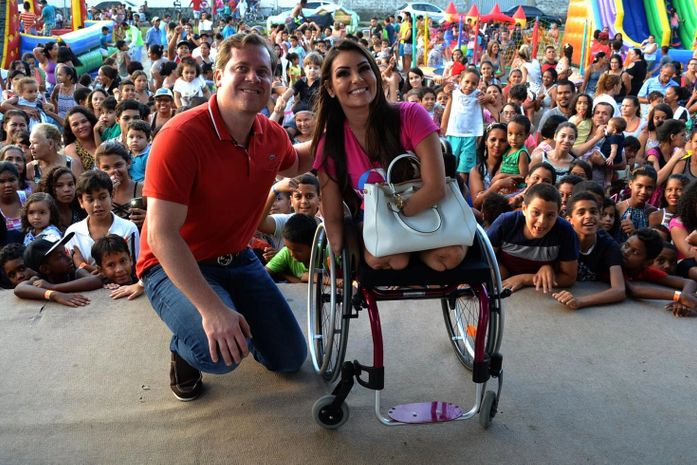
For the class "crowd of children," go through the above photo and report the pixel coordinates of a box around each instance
[0,6,696,318]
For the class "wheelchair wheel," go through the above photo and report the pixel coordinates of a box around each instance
[312,394,350,430]
[307,223,351,382]
[442,288,479,370]
[442,225,504,370]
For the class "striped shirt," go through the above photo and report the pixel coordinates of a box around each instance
[20,11,36,32]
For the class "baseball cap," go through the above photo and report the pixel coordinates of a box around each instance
[152,16,160,23]
[154,88,174,99]
[23,232,75,272]
[598,32,609,40]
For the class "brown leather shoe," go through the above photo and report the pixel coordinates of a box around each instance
[170,352,203,401]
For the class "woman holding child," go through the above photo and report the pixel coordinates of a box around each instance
[312,40,465,271]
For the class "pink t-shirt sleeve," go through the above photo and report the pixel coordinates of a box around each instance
[399,102,440,151]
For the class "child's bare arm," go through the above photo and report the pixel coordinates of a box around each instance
[32,269,103,293]
[44,108,63,126]
[606,143,618,164]
[14,280,91,307]
[553,265,626,309]
[626,276,697,307]
[554,260,578,288]
[518,150,530,177]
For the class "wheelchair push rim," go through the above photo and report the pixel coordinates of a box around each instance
[307,223,351,382]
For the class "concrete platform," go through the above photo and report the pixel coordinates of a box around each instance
[0,282,695,465]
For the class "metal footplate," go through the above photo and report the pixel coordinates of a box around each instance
[387,401,464,424]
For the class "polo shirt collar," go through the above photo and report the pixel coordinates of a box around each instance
[207,94,263,143]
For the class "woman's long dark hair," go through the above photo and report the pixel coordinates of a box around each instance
[476,123,507,180]
[63,106,98,146]
[311,40,402,217]
[38,166,86,229]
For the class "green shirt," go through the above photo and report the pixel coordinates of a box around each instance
[500,147,530,175]
[266,246,307,279]
[102,124,121,141]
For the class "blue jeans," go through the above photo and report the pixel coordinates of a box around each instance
[142,249,307,375]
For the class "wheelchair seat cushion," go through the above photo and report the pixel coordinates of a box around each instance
[358,240,491,288]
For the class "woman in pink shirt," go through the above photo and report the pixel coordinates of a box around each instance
[312,40,466,271]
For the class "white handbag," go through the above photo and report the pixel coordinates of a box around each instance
[362,152,477,258]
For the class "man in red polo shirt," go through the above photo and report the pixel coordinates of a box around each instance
[137,32,313,401]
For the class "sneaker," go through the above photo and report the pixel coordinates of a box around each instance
[170,352,203,401]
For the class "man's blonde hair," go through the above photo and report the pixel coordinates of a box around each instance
[215,32,277,73]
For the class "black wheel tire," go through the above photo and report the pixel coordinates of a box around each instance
[312,395,350,430]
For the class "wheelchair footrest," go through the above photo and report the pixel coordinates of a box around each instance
[388,401,464,424]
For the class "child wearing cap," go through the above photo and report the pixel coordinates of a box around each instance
[14,232,102,307]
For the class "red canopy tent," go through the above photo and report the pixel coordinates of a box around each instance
[512,5,527,28]
[479,4,515,23]
[465,4,479,20]
[444,1,460,23]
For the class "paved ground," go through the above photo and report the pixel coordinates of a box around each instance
[0,282,695,465]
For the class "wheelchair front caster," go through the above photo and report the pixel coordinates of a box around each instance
[479,390,497,429]
[312,395,350,429]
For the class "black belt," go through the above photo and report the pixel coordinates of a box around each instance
[199,248,248,267]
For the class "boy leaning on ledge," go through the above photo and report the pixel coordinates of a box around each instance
[14,232,102,307]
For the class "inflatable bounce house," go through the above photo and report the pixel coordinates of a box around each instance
[0,0,113,75]
[565,0,697,67]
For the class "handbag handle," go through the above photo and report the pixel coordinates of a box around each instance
[394,206,443,234]
[386,152,442,234]
[386,152,421,187]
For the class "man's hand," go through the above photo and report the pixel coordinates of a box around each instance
[201,306,252,366]
[533,264,557,293]
[593,124,607,139]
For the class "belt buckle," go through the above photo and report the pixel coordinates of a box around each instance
[217,254,233,266]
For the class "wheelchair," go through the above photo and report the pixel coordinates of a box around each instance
[306,152,507,429]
